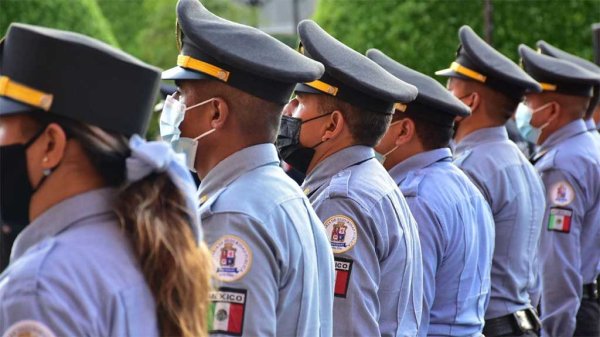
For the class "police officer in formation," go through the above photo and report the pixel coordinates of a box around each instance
[278,20,423,336]
[160,1,335,336]
[520,45,600,337]
[0,23,213,336]
[367,48,495,336]
[1,1,599,336]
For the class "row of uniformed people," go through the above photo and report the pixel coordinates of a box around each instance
[1,0,599,336]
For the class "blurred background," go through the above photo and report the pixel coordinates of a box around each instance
[1,0,598,139]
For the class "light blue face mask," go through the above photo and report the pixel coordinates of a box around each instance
[374,121,401,165]
[159,94,216,172]
[515,102,553,144]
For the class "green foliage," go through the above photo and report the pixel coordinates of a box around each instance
[313,0,600,80]
[0,0,118,46]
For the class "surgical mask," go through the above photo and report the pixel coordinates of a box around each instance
[515,102,553,144]
[159,94,216,172]
[276,113,332,175]
[375,121,402,165]
[0,128,53,232]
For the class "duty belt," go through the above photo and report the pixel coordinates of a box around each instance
[483,308,541,336]
[582,280,599,300]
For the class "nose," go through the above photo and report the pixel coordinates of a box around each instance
[282,98,299,117]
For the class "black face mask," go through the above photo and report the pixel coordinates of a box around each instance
[0,128,47,232]
[276,114,330,175]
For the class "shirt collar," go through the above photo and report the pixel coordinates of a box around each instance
[585,118,596,132]
[454,126,508,155]
[388,148,452,185]
[539,119,588,153]
[301,145,374,195]
[198,143,280,201]
[11,187,116,262]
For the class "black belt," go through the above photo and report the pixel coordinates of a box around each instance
[582,280,599,300]
[483,308,541,336]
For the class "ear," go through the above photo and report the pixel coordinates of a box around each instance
[465,92,481,112]
[209,97,229,129]
[38,123,68,171]
[394,118,415,146]
[547,101,561,120]
[322,110,345,141]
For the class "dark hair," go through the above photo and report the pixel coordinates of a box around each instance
[26,112,212,337]
[394,111,453,150]
[317,95,392,147]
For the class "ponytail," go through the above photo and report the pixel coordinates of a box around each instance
[27,113,213,337]
[116,172,212,337]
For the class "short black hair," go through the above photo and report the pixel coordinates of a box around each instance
[317,95,391,147]
[395,111,453,151]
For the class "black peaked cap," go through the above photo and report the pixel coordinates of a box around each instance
[0,23,161,136]
[162,0,324,104]
[295,20,417,115]
[367,48,470,127]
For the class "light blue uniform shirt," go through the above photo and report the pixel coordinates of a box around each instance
[586,118,600,151]
[302,145,423,337]
[391,148,495,337]
[198,144,334,337]
[0,188,157,336]
[533,120,600,337]
[454,126,546,319]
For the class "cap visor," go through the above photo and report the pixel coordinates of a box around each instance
[434,68,472,82]
[294,83,324,95]
[0,97,38,116]
[161,66,213,81]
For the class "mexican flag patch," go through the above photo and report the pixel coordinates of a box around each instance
[334,257,353,298]
[548,207,572,233]
[208,288,246,335]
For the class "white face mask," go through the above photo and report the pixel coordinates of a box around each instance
[159,94,216,172]
[375,120,402,165]
[515,102,553,144]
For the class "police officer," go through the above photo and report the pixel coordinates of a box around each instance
[160,1,335,336]
[537,40,600,151]
[367,49,495,336]
[277,20,423,336]
[436,25,546,336]
[0,23,212,337]
[520,45,600,337]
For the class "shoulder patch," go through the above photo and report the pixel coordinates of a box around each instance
[547,207,572,233]
[549,181,575,206]
[2,320,56,337]
[334,257,353,298]
[208,287,247,336]
[324,215,358,253]
[210,235,252,282]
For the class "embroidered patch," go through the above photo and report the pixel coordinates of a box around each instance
[549,181,575,206]
[548,207,573,233]
[208,287,247,336]
[3,320,57,337]
[211,235,253,282]
[324,215,358,253]
[334,257,353,298]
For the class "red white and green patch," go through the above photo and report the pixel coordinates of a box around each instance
[548,207,572,233]
[208,288,246,336]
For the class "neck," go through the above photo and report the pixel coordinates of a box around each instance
[29,163,106,221]
[306,141,353,175]
[383,142,424,171]
[196,137,261,180]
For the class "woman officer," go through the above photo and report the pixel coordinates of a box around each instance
[0,23,212,337]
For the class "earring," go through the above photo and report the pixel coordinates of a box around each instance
[42,168,52,176]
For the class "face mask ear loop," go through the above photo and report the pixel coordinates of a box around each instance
[185,98,215,112]
[193,128,217,141]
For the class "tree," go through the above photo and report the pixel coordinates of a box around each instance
[313,0,600,79]
[0,0,118,46]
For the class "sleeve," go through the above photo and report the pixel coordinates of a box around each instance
[0,285,87,336]
[202,212,280,337]
[539,170,585,337]
[405,197,444,336]
[313,196,381,337]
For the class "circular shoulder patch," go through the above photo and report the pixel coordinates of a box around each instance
[323,215,358,254]
[210,235,253,282]
[549,181,575,206]
[3,320,56,337]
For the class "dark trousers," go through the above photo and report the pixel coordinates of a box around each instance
[574,298,600,337]
[492,330,538,337]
